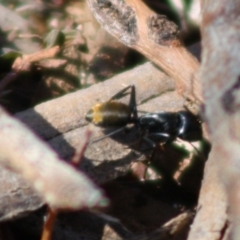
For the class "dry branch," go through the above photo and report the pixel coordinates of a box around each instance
[0,46,60,94]
[0,107,106,211]
[87,0,203,109]
[188,1,240,240]
[12,46,60,71]
[0,166,43,221]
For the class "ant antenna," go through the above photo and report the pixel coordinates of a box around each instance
[88,126,128,145]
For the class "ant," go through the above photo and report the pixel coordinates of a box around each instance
[85,85,202,148]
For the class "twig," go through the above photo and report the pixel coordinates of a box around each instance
[0,46,60,93]
[0,106,106,210]
[87,0,202,109]
[188,1,240,239]
[41,209,58,240]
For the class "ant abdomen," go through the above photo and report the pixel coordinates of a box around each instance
[85,101,132,127]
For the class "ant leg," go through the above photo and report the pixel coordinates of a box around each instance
[142,137,157,149]
[128,85,138,121]
[109,85,134,101]
[141,137,158,161]
[141,132,173,160]
[147,132,174,144]
[89,126,127,145]
[109,85,138,120]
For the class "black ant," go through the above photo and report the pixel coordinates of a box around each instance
[85,85,202,147]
